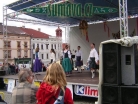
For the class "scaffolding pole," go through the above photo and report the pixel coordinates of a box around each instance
[3,6,8,64]
[119,0,129,38]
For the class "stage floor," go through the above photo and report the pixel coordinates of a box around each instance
[0,70,99,86]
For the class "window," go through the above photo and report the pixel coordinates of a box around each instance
[55,44,56,49]
[37,44,39,47]
[24,42,27,48]
[33,54,35,59]
[46,44,49,49]
[4,41,11,48]
[51,44,53,49]
[17,49,21,58]
[17,41,21,47]
[47,53,49,59]
[41,44,43,50]
[33,44,35,49]
[24,51,28,57]
[4,50,11,58]
[42,54,44,59]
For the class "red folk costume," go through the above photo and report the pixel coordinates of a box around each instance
[36,82,73,104]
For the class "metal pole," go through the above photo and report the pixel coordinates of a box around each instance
[119,0,129,38]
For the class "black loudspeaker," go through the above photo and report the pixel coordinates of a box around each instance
[103,43,121,85]
[121,86,138,104]
[102,85,121,104]
[121,44,138,85]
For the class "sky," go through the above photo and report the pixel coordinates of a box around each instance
[0,0,66,41]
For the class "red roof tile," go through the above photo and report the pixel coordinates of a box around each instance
[20,27,50,39]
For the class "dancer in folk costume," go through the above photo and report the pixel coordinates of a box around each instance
[87,43,99,78]
[62,45,72,77]
[75,46,83,73]
[49,49,56,64]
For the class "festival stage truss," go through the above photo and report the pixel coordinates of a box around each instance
[2,0,138,63]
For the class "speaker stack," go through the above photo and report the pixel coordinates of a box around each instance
[102,43,138,104]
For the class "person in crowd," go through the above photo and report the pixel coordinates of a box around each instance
[10,64,16,75]
[62,45,72,77]
[36,63,73,104]
[75,46,83,73]
[87,43,99,78]
[11,69,38,104]
[49,49,56,64]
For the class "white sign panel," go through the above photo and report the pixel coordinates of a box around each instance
[7,79,15,93]
[74,85,98,98]
[66,84,73,99]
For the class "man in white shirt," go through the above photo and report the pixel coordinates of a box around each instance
[87,43,99,78]
[76,46,83,72]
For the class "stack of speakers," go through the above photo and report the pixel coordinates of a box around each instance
[102,43,138,104]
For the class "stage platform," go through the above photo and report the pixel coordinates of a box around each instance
[0,70,99,86]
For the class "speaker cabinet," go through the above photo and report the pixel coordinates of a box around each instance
[121,86,138,104]
[121,44,138,85]
[102,85,120,104]
[103,43,121,85]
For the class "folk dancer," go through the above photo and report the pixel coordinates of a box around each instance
[35,44,39,58]
[75,46,83,73]
[87,43,99,78]
[49,49,56,64]
[62,45,72,77]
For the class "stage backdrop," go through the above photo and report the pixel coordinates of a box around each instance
[69,18,137,63]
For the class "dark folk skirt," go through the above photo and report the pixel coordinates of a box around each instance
[89,57,97,69]
[76,56,83,67]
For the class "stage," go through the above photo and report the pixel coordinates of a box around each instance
[0,70,99,86]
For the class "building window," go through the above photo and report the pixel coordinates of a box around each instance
[41,44,43,50]
[24,51,28,57]
[33,54,35,59]
[47,53,49,59]
[33,44,35,49]
[24,42,28,48]
[42,54,44,59]
[4,41,11,48]
[4,50,11,58]
[17,41,21,47]
[17,49,21,58]
[51,44,53,49]
[55,44,56,49]
[37,44,39,47]
[46,44,49,49]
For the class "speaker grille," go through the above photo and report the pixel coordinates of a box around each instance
[103,43,121,85]
[102,85,120,104]
[121,86,138,104]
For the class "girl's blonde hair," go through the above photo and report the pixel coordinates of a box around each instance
[43,63,67,92]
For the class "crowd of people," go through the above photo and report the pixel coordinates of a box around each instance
[11,63,73,104]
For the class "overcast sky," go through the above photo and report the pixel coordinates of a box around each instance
[0,0,66,41]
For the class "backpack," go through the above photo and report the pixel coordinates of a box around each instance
[54,87,66,104]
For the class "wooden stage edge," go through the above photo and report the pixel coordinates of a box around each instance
[0,70,99,86]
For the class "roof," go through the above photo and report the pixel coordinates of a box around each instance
[6,0,138,25]
[0,24,26,35]
[20,27,50,39]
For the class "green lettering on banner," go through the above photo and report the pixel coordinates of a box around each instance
[52,4,58,16]
[71,4,76,16]
[58,4,65,16]
[47,4,52,16]
[84,3,93,17]
[76,3,82,17]
[66,4,72,17]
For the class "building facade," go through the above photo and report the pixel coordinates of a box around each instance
[0,25,31,64]
[20,27,62,65]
